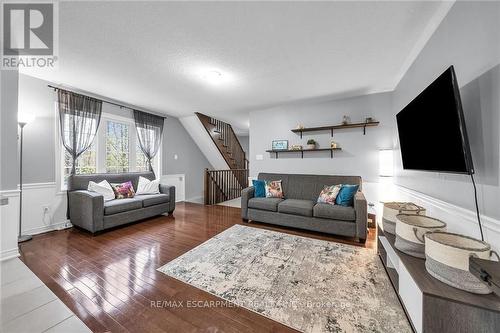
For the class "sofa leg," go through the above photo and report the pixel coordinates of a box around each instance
[242,218,249,223]
[168,210,174,215]
[359,238,366,244]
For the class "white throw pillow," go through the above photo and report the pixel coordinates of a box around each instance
[136,176,160,195]
[88,180,115,201]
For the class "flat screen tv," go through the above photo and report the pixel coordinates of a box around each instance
[396,65,474,174]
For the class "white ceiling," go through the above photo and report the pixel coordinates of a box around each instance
[23,1,451,134]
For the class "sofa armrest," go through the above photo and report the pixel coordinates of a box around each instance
[241,186,255,220]
[68,190,104,233]
[354,191,368,240]
[160,184,176,213]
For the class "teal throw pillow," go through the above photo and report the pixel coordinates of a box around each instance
[335,184,359,206]
[252,179,266,198]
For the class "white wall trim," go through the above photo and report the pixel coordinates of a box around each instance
[396,184,500,234]
[19,182,56,190]
[185,195,203,204]
[0,190,21,197]
[24,220,71,236]
[0,248,20,262]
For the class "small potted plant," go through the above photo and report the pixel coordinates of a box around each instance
[306,139,317,150]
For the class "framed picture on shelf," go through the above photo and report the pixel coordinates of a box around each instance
[272,140,288,150]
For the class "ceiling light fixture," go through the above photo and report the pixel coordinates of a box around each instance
[203,70,223,83]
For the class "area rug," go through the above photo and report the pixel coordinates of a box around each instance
[157,225,411,333]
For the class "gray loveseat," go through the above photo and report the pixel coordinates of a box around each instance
[68,172,175,233]
[241,173,367,242]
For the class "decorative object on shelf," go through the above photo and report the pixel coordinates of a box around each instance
[342,115,351,125]
[394,214,447,258]
[271,140,288,150]
[365,117,375,123]
[424,231,500,294]
[291,120,379,138]
[290,144,302,150]
[296,123,305,130]
[382,202,426,235]
[306,139,317,150]
[330,140,338,149]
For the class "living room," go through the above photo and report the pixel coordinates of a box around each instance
[1,1,499,332]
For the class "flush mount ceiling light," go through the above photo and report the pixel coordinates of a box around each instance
[202,70,223,83]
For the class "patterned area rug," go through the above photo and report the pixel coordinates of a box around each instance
[158,225,411,333]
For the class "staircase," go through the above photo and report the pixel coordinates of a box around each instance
[195,113,249,204]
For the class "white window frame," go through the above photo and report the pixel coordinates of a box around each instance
[56,110,162,191]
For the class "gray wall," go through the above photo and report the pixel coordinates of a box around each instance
[1,69,19,190]
[392,1,500,220]
[18,74,212,201]
[162,117,213,201]
[249,92,393,183]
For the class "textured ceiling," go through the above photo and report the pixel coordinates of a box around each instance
[22,1,451,133]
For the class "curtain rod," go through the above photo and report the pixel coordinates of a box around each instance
[47,84,166,118]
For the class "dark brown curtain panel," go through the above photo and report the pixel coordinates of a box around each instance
[57,89,102,174]
[133,110,164,176]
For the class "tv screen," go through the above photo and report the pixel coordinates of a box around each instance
[396,66,474,174]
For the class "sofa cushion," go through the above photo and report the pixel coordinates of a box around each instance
[104,198,142,215]
[278,199,314,217]
[137,194,170,207]
[248,198,283,212]
[313,203,356,221]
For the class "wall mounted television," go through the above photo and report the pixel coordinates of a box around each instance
[396,65,474,174]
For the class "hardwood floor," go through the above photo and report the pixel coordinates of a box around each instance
[20,202,376,333]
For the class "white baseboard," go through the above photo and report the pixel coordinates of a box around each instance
[24,220,72,236]
[0,248,20,261]
[185,195,203,203]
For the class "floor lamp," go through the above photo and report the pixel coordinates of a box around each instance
[18,114,34,243]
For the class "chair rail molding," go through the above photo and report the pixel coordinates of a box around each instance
[394,184,500,251]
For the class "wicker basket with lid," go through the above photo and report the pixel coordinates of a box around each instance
[382,202,426,235]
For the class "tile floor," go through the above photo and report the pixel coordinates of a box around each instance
[1,258,91,333]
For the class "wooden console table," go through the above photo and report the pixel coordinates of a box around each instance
[377,223,500,333]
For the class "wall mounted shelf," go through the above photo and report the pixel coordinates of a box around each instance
[292,121,379,138]
[265,148,342,159]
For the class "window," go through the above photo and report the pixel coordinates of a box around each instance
[58,112,161,190]
[61,114,98,187]
[106,121,130,173]
[136,143,149,172]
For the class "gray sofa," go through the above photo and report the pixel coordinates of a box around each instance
[241,173,367,242]
[68,172,175,233]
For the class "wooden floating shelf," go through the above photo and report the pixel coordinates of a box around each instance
[292,121,379,137]
[265,148,342,159]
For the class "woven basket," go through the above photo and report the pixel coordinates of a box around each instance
[382,202,426,235]
[394,214,446,258]
[425,231,499,294]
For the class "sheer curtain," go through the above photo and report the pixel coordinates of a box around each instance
[133,110,164,176]
[57,89,102,174]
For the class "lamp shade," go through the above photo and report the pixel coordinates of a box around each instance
[379,149,394,177]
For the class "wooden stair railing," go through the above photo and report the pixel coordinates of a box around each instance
[204,169,249,205]
[196,113,247,172]
[196,112,249,204]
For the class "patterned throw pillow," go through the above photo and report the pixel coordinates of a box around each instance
[265,180,284,198]
[317,185,342,205]
[111,181,136,199]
